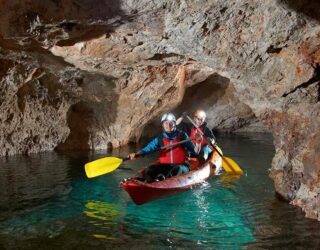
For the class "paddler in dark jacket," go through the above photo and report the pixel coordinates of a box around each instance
[177,110,216,160]
[128,113,198,182]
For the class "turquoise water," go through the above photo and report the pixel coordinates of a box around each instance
[1,133,320,249]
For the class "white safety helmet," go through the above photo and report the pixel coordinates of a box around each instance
[160,113,176,123]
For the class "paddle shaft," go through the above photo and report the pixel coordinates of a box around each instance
[185,114,243,175]
[184,115,223,157]
[123,137,195,161]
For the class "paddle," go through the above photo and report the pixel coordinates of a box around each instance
[85,137,195,178]
[184,114,244,175]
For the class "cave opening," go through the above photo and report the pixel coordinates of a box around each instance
[141,72,268,140]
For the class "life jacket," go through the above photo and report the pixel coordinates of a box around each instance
[190,127,208,146]
[158,132,187,164]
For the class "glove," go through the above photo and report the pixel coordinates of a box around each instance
[210,138,215,145]
[128,153,137,160]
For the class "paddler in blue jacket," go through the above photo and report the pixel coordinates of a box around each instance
[128,113,199,182]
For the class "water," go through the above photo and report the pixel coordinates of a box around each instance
[1,133,320,249]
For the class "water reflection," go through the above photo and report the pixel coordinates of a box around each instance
[219,173,242,188]
[0,153,72,219]
[84,200,121,240]
[1,134,320,249]
[84,201,121,221]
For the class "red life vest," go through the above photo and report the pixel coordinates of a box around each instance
[190,127,208,146]
[158,136,187,164]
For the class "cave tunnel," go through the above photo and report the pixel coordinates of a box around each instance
[141,72,269,140]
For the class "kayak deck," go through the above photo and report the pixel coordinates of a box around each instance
[120,150,222,205]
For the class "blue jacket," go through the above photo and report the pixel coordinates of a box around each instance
[138,130,198,157]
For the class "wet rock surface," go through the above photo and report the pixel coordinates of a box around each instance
[0,0,320,219]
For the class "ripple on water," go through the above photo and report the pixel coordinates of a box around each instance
[1,135,320,249]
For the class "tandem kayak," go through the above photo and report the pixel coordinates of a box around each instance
[120,149,222,205]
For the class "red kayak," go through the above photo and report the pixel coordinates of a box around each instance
[120,150,222,205]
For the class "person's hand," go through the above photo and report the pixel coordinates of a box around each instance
[195,134,203,143]
[176,116,184,125]
[194,143,201,154]
[210,138,216,145]
[128,153,137,160]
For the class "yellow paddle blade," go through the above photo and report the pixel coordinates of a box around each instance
[222,156,244,175]
[85,157,123,178]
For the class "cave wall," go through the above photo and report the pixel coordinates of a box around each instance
[0,0,320,219]
[143,72,267,139]
[173,73,268,133]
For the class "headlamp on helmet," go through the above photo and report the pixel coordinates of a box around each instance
[161,113,176,123]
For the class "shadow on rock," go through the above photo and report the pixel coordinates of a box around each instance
[0,0,136,44]
[56,72,119,151]
[278,0,320,22]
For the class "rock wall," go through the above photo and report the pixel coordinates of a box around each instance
[0,0,320,219]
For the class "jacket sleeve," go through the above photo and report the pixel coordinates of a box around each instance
[138,137,160,155]
[203,126,216,141]
[177,122,192,136]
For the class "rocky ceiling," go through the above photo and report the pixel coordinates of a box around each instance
[0,0,320,220]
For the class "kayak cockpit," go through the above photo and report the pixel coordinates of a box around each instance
[120,150,222,205]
